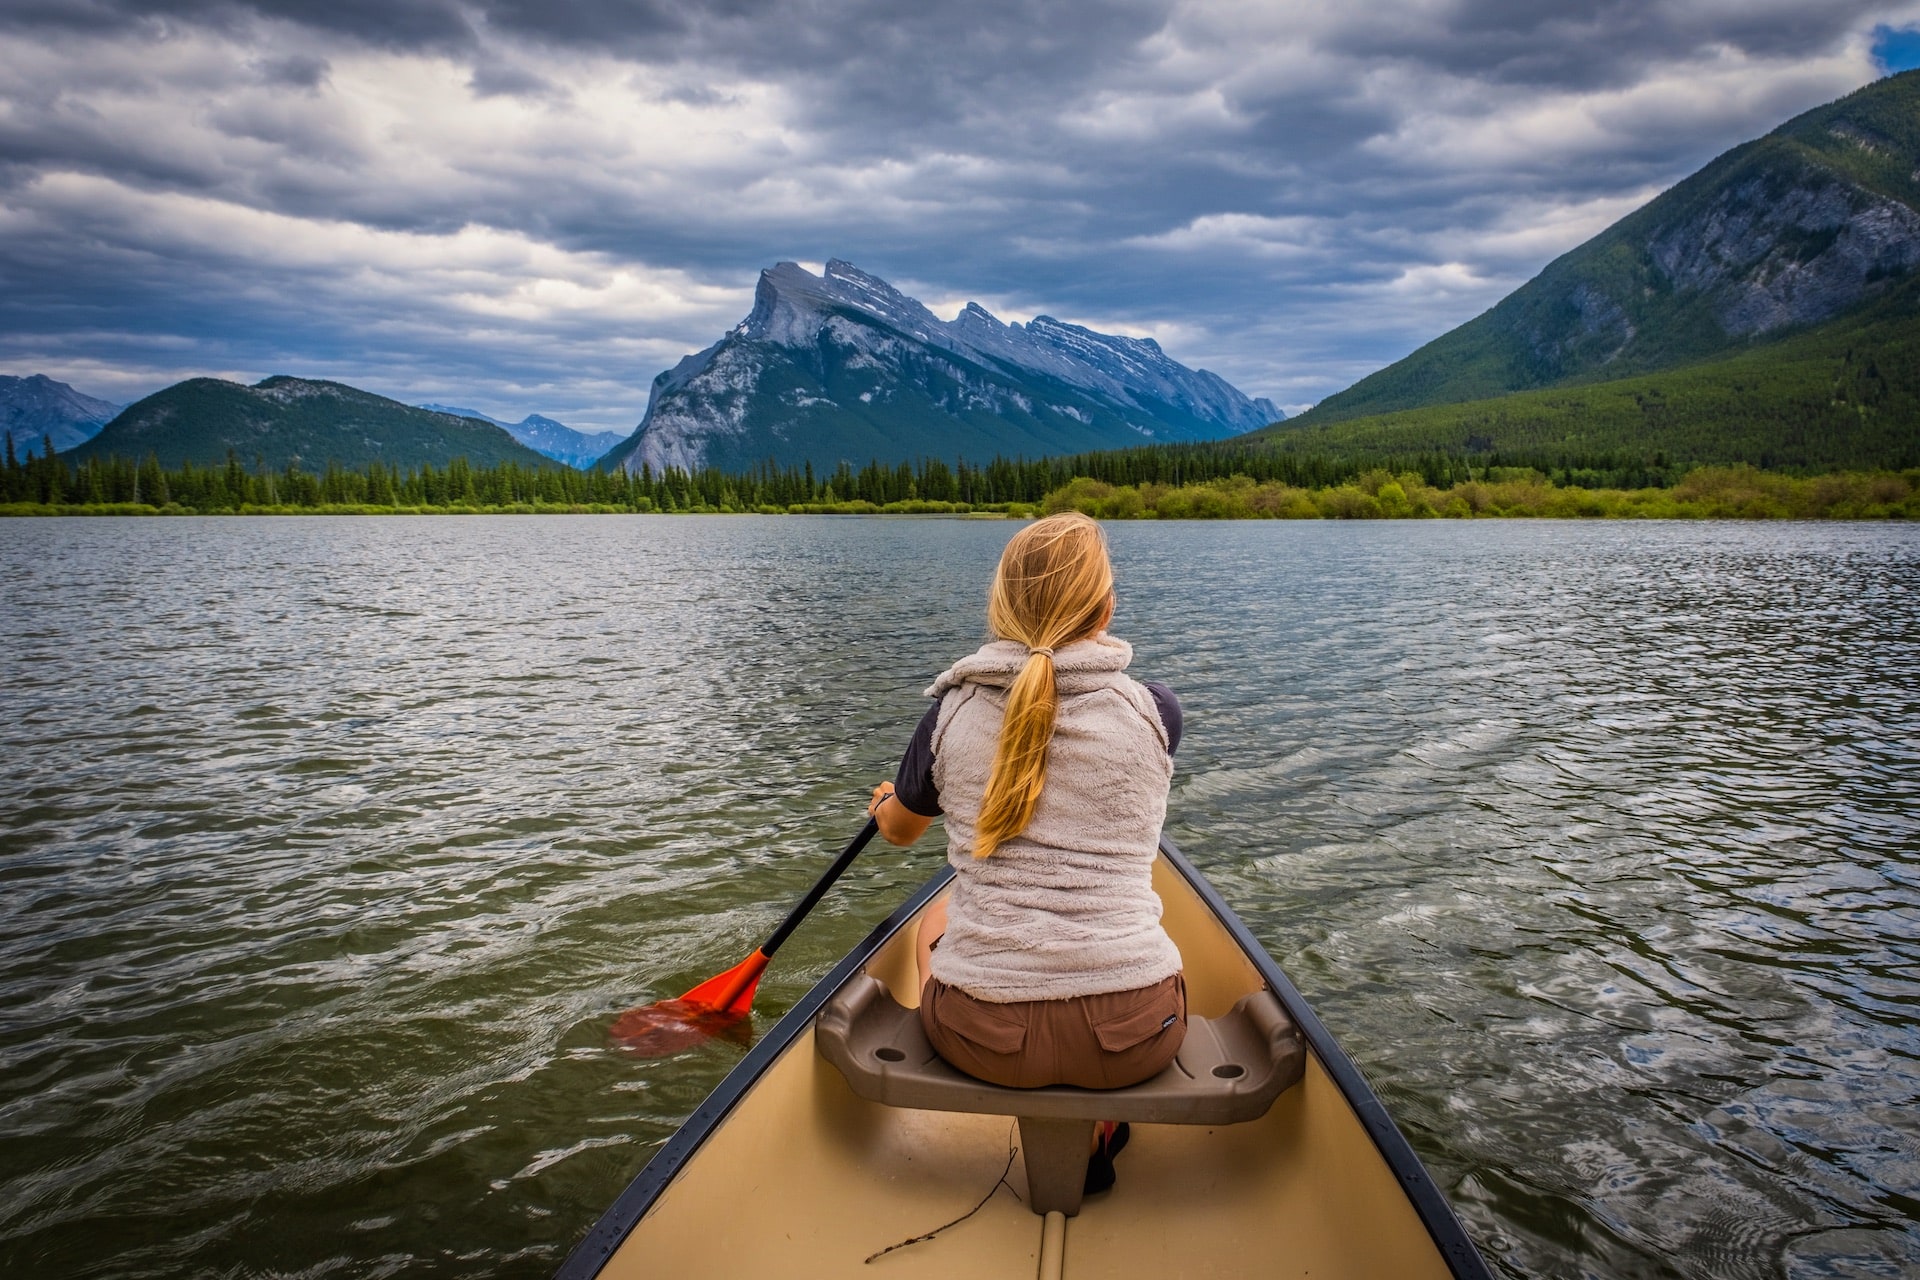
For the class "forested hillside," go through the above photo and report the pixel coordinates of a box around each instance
[1254,290,1920,470]
[1287,70,1920,428]
[75,377,554,471]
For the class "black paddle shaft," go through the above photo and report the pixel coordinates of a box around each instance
[760,817,882,958]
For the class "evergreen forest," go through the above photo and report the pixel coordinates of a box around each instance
[4,429,1916,520]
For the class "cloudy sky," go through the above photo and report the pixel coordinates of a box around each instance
[3,1,1919,429]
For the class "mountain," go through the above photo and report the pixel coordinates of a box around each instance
[1283,70,1920,429]
[600,259,1280,474]
[417,404,625,469]
[1252,296,1920,472]
[76,377,555,470]
[2,375,122,455]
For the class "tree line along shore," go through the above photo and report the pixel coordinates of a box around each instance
[2,436,1916,521]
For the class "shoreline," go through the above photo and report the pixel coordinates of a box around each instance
[3,508,1914,523]
[4,465,1917,522]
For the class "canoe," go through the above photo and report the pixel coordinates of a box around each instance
[558,837,1492,1278]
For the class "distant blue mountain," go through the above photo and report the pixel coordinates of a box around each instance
[417,404,625,469]
[2,375,123,455]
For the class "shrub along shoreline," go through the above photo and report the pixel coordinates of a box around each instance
[1040,466,1920,520]
[4,465,1917,520]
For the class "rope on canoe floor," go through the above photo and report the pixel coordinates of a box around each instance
[864,1124,1022,1264]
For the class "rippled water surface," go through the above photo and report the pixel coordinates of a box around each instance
[1,516,1916,1279]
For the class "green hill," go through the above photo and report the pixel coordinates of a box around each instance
[1283,70,1920,430]
[74,376,555,471]
[1254,291,1919,471]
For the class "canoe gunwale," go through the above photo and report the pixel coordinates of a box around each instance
[1156,835,1495,1280]
[553,863,956,1280]
[557,837,1494,1279]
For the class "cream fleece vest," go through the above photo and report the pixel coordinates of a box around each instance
[925,633,1183,1003]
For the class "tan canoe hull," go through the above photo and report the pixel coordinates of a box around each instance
[564,841,1488,1279]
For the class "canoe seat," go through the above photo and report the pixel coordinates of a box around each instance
[815,975,1305,1216]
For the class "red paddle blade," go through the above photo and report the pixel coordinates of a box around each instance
[608,950,769,1058]
[609,998,756,1056]
[679,949,770,1014]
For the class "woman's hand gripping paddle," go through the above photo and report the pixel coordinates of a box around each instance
[610,818,882,1057]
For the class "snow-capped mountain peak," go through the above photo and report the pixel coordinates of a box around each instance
[600,260,1281,474]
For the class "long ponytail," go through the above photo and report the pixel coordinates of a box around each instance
[972,513,1114,858]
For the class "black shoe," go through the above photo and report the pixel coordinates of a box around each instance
[1083,1122,1131,1196]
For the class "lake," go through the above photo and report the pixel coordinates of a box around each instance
[1,515,1915,1278]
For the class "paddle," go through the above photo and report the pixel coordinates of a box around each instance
[610,817,883,1057]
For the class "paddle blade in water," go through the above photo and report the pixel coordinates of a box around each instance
[679,949,770,1014]
[609,950,769,1057]
[609,999,755,1056]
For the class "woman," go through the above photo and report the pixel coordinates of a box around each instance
[867,512,1186,1185]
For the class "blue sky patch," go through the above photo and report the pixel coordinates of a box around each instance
[1873,25,1920,73]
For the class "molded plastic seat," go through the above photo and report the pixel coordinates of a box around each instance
[816,975,1305,1215]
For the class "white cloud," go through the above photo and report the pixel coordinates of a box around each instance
[1435,190,1666,267]
[17,171,744,325]
[1359,44,1871,175]
[1125,213,1331,259]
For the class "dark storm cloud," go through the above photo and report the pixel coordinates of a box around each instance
[466,61,557,99]
[480,0,713,48]
[0,0,1914,425]
[0,0,474,48]
[1321,0,1874,85]
[255,53,328,88]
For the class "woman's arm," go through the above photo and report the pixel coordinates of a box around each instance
[872,701,942,847]
[869,781,934,846]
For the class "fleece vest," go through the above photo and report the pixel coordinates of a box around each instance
[925,634,1182,1003]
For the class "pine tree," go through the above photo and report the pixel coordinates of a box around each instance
[225,450,248,508]
[36,435,62,504]
[140,453,169,507]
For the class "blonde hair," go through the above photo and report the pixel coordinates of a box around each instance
[972,512,1115,858]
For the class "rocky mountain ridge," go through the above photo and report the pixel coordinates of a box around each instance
[1,375,122,454]
[1287,69,1920,427]
[601,260,1278,474]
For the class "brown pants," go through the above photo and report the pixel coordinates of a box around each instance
[920,973,1187,1089]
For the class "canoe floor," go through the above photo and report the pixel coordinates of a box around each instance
[604,857,1453,1278]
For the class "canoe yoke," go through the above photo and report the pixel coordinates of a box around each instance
[815,975,1306,1217]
